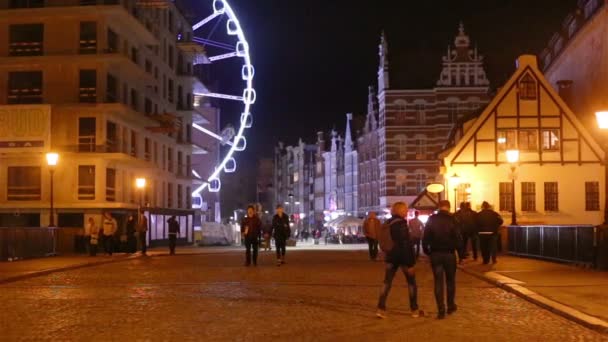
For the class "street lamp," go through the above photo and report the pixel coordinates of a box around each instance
[135,177,146,216]
[595,111,608,224]
[46,153,58,227]
[506,149,520,225]
[450,173,460,212]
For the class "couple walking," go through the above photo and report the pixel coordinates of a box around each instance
[363,211,423,261]
[376,200,462,320]
[241,204,291,266]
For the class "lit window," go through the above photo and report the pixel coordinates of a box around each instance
[519,129,538,152]
[521,182,536,212]
[519,74,537,100]
[542,129,560,151]
[497,130,517,151]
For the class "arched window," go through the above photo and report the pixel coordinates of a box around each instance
[415,134,426,157]
[519,73,537,100]
[394,100,407,124]
[414,100,426,125]
[395,169,407,195]
[414,169,428,194]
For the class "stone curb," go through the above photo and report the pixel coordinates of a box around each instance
[458,265,608,335]
[0,254,142,285]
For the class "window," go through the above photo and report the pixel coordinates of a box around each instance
[177,151,183,176]
[168,45,174,69]
[521,182,536,212]
[186,186,191,209]
[106,29,118,53]
[415,136,426,157]
[497,129,517,151]
[457,183,471,205]
[519,73,537,100]
[106,73,118,102]
[168,78,174,103]
[79,70,97,103]
[106,168,116,201]
[167,148,174,172]
[145,59,152,73]
[186,155,191,176]
[416,103,426,125]
[162,145,166,170]
[168,183,174,208]
[78,166,95,200]
[131,47,139,65]
[130,89,139,111]
[395,170,407,195]
[154,142,159,165]
[585,182,600,211]
[177,184,183,208]
[395,135,406,160]
[519,129,538,152]
[79,22,97,54]
[544,182,558,211]
[499,182,513,212]
[78,117,96,152]
[144,138,151,161]
[542,129,560,151]
[415,173,427,194]
[9,24,43,56]
[106,121,117,152]
[7,166,41,201]
[8,71,42,104]
[130,130,137,157]
[448,102,458,123]
[9,0,44,8]
[144,98,152,115]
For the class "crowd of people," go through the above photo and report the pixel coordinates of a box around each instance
[363,200,503,319]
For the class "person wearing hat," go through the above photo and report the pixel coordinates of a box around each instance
[271,204,291,266]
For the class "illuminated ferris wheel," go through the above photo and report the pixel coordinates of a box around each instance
[189,0,255,196]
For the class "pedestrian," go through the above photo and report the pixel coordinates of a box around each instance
[241,205,262,266]
[408,211,424,259]
[272,204,291,266]
[167,215,180,255]
[476,201,503,264]
[423,200,462,319]
[126,214,137,254]
[102,212,117,256]
[87,217,100,257]
[363,211,381,261]
[454,202,479,262]
[263,223,272,251]
[136,212,148,255]
[376,202,421,319]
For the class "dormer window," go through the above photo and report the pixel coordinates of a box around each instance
[519,74,537,100]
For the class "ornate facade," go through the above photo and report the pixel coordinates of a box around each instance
[368,24,491,210]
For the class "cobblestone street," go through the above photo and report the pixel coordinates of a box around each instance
[0,249,605,341]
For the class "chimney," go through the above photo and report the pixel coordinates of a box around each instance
[557,80,574,108]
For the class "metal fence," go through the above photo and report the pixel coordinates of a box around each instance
[508,225,597,266]
[0,227,57,261]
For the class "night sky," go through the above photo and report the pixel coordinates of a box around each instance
[184,0,578,203]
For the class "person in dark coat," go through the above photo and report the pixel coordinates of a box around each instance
[454,202,479,262]
[376,202,421,319]
[423,200,462,319]
[167,216,180,255]
[241,205,262,266]
[476,201,504,264]
[126,215,137,253]
[271,204,291,266]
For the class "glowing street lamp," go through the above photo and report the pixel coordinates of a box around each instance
[46,153,58,227]
[506,149,519,225]
[450,173,460,212]
[135,177,146,216]
[595,111,608,224]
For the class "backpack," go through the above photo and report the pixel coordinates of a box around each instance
[378,218,404,253]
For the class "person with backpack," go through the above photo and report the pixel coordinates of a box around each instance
[376,202,422,319]
[408,211,424,259]
[272,204,290,266]
[423,200,462,319]
[476,201,503,264]
[454,202,479,262]
[363,211,381,261]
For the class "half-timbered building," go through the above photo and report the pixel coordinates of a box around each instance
[442,55,605,225]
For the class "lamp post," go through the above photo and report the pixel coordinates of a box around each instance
[506,149,520,226]
[595,111,608,224]
[449,173,460,212]
[135,177,146,217]
[46,153,58,227]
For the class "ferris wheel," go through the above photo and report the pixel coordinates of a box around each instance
[189,0,255,197]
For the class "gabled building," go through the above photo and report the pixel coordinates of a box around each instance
[442,55,604,225]
[370,23,491,210]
